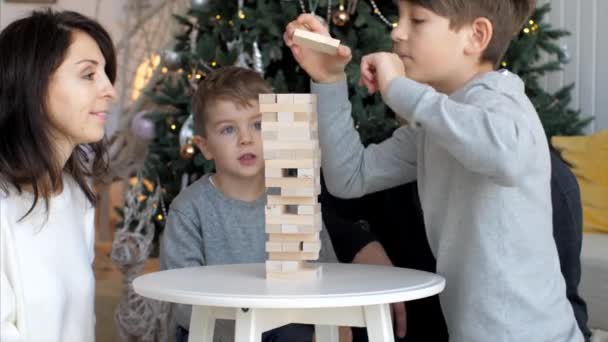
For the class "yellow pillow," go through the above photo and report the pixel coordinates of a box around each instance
[552,130,608,233]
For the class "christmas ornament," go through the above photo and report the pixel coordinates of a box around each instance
[131,111,155,140]
[161,50,182,71]
[180,141,197,159]
[559,44,571,64]
[252,41,264,74]
[191,0,212,11]
[332,4,350,26]
[179,113,195,146]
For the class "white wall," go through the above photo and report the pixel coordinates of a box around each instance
[541,0,608,133]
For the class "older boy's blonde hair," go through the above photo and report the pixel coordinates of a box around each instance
[192,66,272,136]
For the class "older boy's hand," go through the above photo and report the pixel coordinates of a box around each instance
[360,52,405,97]
[284,14,352,84]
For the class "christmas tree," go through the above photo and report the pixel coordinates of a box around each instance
[128,1,589,233]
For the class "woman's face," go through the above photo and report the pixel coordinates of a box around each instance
[45,30,116,154]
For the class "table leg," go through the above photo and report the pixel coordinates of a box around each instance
[188,306,215,342]
[315,325,339,342]
[235,308,263,342]
[364,304,394,342]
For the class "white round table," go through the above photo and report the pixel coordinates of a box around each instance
[133,263,445,342]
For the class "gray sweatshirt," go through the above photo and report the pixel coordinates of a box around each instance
[312,70,583,342]
[159,174,336,339]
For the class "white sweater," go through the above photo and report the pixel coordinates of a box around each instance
[1,176,96,342]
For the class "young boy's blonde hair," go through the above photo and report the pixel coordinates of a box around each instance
[192,66,272,136]
[404,0,535,66]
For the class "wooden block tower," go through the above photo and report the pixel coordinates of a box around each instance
[260,93,323,279]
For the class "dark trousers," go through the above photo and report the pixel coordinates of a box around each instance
[176,323,314,342]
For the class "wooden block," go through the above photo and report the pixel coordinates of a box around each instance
[262,112,278,122]
[259,103,315,113]
[277,112,295,122]
[265,204,285,215]
[293,29,340,55]
[282,241,302,252]
[265,260,303,272]
[294,112,315,122]
[262,121,316,131]
[302,241,321,253]
[266,241,283,252]
[297,168,315,178]
[267,195,317,206]
[293,150,312,159]
[276,94,294,104]
[268,251,319,261]
[259,94,277,104]
[265,168,283,178]
[283,223,322,234]
[262,131,278,140]
[265,159,318,169]
[266,177,315,189]
[263,150,280,160]
[263,140,319,150]
[266,224,282,234]
[268,233,320,242]
[297,204,321,215]
[265,260,282,272]
[278,150,296,159]
[266,263,322,280]
[280,224,300,234]
[293,94,317,104]
[282,187,319,197]
[266,213,320,226]
[278,128,314,141]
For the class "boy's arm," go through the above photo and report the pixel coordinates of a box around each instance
[159,207,204,330]
[160,208,206,270]
[313,80,418,199]
[384,76,536,187]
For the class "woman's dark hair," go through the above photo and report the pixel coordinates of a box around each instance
[0,9,116,218]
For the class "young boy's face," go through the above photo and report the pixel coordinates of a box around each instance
[391,2,473,93]
[194,99,264,180]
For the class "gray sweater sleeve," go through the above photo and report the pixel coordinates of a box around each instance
[159,207,205,329]
[311,80,418,199]
[384,76,538,187]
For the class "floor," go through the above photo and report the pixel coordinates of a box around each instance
[94,241,160,342]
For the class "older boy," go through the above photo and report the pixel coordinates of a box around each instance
[284,0,583,341]
[160,66,336,342]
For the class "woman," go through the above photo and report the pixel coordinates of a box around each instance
[0,10,116,341]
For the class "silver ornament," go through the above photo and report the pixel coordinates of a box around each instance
[179,113,195,146]
[191,0,212,11]
[559,44,571,64]
[131,111,155,140]
[161,50,182,71]
[252,41,264,75]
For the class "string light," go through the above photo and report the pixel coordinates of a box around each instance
[238,10,246,19]
[156,214,164,221]
[369,0,397,28]
[211,61,217,67]
[215,14,221,20]
[170,123,177,131]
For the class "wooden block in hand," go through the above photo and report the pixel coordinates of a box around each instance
[293,29,340,55]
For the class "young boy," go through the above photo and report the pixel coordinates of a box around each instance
[284,1,583,341]
[160,66,336,342]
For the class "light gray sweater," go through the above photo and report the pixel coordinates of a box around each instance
[312,70,583,342]
[160,174,336,339]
